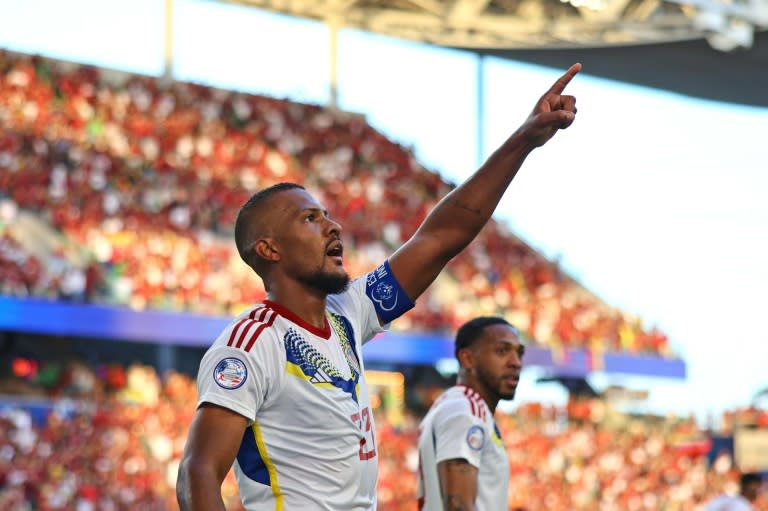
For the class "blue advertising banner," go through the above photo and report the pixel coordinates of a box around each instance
[0,296,685,378]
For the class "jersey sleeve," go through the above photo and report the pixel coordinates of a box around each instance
[326,260,411,346]
[196,334,283,423]
[704,496,753,511]
[431,398,488,469]
[329,260,416,346]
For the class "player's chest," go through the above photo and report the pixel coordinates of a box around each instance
[481,426,509,474]
[276,318,365,403]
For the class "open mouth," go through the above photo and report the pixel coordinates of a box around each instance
[326,242,344,261]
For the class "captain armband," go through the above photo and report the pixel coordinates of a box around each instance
[364,260,415,324]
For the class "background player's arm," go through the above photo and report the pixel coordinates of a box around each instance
[176,403,250,511]
[437,458,479,511]
[388,63,580,303]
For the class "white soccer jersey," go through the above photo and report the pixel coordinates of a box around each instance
[704,495,754,511]
[417,385,510,511]
[196,270,403,511]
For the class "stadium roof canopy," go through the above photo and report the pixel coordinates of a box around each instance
[222,0,768,107]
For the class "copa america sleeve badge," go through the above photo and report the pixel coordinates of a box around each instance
[213,357,248,390]
[466,425,486,451]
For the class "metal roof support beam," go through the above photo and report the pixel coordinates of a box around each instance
[407,0,446,16]
[447,0,493,24]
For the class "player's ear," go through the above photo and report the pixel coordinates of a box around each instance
[457,348,475,371]
[254,238,281,262]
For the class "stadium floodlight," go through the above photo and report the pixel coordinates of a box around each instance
[668,0,766,22]
[693,8,727,31]
[667,0,767,50]
[750,0,768,26]
[706,18,755,50]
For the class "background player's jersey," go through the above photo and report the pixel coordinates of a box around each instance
[416,385,510,511]
[196,271,399,511]
[704,495,754,511]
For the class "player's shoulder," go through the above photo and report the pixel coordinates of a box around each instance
[432,385,490,422]
[326,275,367,310]
[704,495,748,511]
[212,302,282,353]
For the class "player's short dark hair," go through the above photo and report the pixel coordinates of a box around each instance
[234,182,305,265]
[741,472,763,489]
[454,316,517,359]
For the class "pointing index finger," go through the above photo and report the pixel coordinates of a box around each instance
[547,63,582,95]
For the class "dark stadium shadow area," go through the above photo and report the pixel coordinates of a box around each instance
[0,331,206,398]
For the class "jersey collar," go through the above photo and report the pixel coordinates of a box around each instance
[264,300,332,339]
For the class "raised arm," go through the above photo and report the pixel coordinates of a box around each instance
[176,403,249,511]
[389,63,581,301]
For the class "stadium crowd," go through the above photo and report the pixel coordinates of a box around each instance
[0,362,766,511]
[0,48,673,357]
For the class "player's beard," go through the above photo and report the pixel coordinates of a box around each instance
[298,268,350,295]
[478,368,517,401]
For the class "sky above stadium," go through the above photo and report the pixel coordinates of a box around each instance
[1,0,766,422]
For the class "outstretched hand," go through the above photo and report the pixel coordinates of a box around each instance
[518,63,581,148]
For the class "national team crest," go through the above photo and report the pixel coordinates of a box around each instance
[213,357,248,390]
[343,343,361,375]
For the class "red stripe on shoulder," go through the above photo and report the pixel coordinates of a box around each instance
[463,387,487,419]
[234,320,258,349]
[234,308,271,348]
[227,318,251,347]
[463,387,477,417]
[243,309,278,352]
[227,306,266,347]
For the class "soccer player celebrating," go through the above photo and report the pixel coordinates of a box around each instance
[176,63,580,511]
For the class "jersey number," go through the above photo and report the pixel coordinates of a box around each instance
[351,407,377,460]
